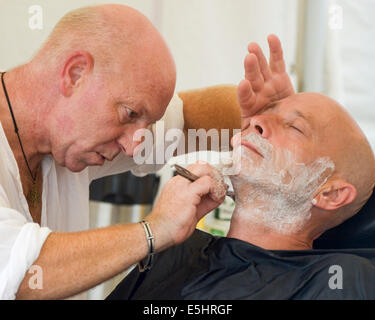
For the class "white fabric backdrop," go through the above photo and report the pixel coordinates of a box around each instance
[325,0,375,150]
[0,0,299,90]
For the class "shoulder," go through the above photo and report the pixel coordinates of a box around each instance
[151,229,216,273]
[169,229,216,253]
[292,250,375,299]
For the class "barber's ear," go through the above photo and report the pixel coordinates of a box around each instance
[59,52,94,97]
[313,179,357,211]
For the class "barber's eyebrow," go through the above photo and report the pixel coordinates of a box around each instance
[143,103,164,123]
[135,103,154,121]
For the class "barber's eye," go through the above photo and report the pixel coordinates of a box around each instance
[125,106,137,118]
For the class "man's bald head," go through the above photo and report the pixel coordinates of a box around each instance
[231,91,375,236]
[276,92,375,224]
[39,6,171,63]
[306,93,375,220]
[34,4,176,98]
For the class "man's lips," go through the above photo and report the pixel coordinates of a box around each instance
[240,141,264,158]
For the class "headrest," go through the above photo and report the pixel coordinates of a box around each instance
[314,189,375,249]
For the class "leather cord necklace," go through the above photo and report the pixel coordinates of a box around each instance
[1,72,41,207]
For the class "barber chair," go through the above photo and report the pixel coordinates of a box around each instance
[314,189,375,249]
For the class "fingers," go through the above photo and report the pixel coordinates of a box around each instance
[195,195,222,221]
[187,162,228,202]
[188,175,214,198]
[241,117,251,131]
[268,34,286,74]
[237,79,255,117]
[244,53,264,92]
[248,42,272,81]
[244,34,286,77]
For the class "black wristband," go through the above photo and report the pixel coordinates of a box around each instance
[138,220,155,272]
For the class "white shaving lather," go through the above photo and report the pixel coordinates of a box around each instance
[231,132,334,234]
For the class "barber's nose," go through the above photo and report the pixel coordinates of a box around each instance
[119,139,142,157]
[117,125,148,157]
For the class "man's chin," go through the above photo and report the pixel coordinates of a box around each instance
[56,151,106,172]
[63,157,93,172]
[65,161,88,172]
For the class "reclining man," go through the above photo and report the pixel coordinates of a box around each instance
[107,39,375,300]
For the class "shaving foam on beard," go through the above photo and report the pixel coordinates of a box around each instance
[231,132,335,235]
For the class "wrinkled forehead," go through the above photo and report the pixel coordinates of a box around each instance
[260,94,348,166]
[262,93,338,133]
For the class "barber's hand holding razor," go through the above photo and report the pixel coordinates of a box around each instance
[146,162,227,251]
[238,34,294,128]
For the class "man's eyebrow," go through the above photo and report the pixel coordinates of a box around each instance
[294,110,307,120]
[293,109,314,130]
[260,101,281,114]
[143,103,164,123]
[294,109,312,123]
[261,101,314,128]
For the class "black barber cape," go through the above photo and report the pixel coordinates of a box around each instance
[107,229,375,300]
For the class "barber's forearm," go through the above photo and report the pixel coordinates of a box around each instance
[16,222,150,300]
[15,157,222,300]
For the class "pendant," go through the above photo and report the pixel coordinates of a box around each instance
[27,182,41,208]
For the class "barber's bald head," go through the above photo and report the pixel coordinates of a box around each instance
[30,5,176,171]
[35,4,176,102]
[39,5,175,75]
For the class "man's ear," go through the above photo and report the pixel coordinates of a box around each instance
[313,179,357,211]
[59,51,94,97]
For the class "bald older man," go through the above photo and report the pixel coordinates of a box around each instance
[0,4,252,299]
[107,90,375,300]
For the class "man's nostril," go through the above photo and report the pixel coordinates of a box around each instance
[255,125,263,134]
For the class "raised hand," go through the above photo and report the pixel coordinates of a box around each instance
[238,34,295,127]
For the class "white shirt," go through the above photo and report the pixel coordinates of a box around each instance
[0,93,184,299]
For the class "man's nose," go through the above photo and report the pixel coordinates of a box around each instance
[117,125,148,157]
[231,116,271,147]
[247,115,271,139]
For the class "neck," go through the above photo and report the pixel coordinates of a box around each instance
[227,207,314,251]
[0,66,50,174]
